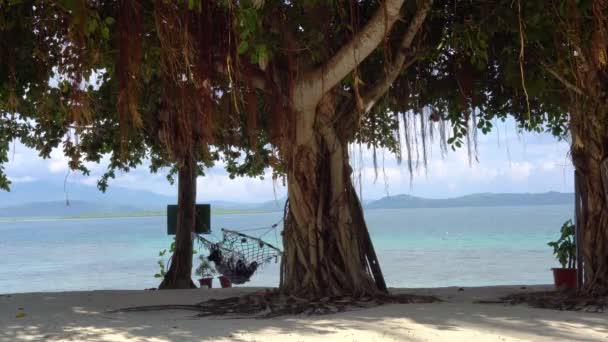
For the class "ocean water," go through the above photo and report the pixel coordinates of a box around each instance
[0,205,573,294]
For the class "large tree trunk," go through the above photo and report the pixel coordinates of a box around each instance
[280,95,386,298]
[570,106,608,295]
[159,153,197,289]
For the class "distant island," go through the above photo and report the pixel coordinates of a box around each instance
[0,206,270,222]
[0,179,573,219]
[0,180,285,219]
[364,192,573,209]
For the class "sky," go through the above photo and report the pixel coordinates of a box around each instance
[4,119,574,203]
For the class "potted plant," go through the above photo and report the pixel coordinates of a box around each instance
[547,219,577,289]
[218,274,232,288]
[195,255,217,288]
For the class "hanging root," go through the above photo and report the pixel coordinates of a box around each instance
[110,290,439,319]
[475,290,607,313]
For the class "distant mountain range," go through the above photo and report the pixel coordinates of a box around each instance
[0,181,175,209]
[0,180,285,218]
[364,192,573,209]
[0,200,142,218]
[0,180,572,218]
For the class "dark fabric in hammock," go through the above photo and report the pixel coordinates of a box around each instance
[199,229,281,284]
[208,245,259,284]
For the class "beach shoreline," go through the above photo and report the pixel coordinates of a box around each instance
[1,285,605,341]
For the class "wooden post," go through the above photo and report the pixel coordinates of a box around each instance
[574,171,584,289]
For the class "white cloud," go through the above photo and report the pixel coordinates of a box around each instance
[346,120,573,199]
[47,149,70,174]
[7,176,37,183]
[505,161,533,182]
[78,177,98,187]
[48,161,69,173]
[196,171,286,203]
[540,160,556,171]
[3,118,574,201]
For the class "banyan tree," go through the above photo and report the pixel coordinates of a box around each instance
[398,0,608,295]
[547,0,608,294]
[2,0,436,296]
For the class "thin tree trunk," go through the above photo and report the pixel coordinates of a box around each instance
[280,95,385,297]
[570,106,608,295]
[159,153,197,289]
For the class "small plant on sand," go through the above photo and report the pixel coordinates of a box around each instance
[154,239,197,279]
[154,240,175,279]
[548,219,576,269]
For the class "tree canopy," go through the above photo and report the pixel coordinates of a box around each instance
[0,0,276,192]
[1,0,606,295]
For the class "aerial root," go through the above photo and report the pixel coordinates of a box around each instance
[110,290,440,318]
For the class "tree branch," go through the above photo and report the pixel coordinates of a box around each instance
[295,0,406,109]
[214,61,268,92]
[540,62,584,96]
[360,53,419,113]
[347,0,432,117]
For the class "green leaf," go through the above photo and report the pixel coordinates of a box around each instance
[86,19,98,34]
[58,0,76,11]
[101,26,110,40]
[237,41,249,55]
[257,44,269,70]
[548,219,576,268]
[104,17,115,26]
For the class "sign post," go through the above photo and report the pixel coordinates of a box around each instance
[167,204,211,235]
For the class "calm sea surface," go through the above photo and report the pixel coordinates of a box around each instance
[0,205,573,294]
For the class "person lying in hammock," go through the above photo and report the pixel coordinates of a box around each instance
[207,245,258,284]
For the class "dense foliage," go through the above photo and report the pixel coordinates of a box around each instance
[0,0,273,193]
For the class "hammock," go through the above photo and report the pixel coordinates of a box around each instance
[197,228,282,284]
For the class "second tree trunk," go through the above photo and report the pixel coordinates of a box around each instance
[159,154,197,289]
[571,106,608,295]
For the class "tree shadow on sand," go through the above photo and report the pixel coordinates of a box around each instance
[476,290,608,313]
[2,290,607,341]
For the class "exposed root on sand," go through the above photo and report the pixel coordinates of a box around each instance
[476,290,607,313]
[111,290,440,318]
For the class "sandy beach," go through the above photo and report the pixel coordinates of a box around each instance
[0,285,605,341]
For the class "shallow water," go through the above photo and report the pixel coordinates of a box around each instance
[0,205,572,293]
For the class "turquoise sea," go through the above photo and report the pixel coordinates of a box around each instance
[0,205,572,294]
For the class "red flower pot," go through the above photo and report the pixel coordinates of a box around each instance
[552,268,577,290]
[199,277,213,288]
[218,275,232,288]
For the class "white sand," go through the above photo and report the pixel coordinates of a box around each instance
[1,285,606,341]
